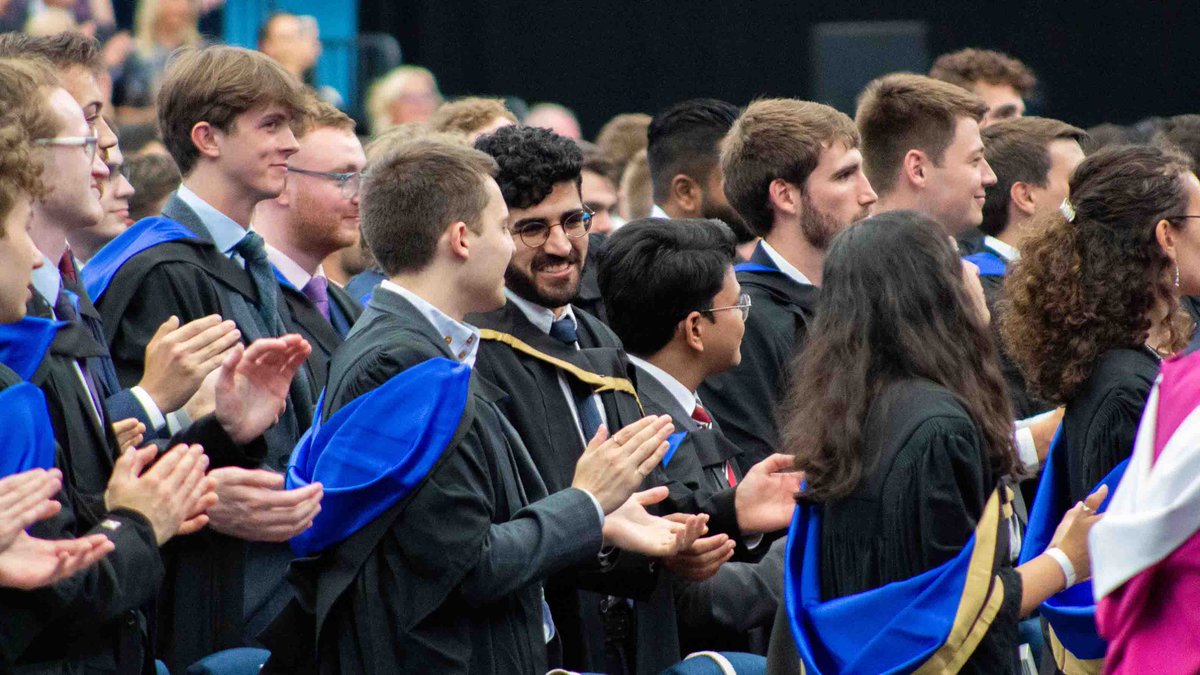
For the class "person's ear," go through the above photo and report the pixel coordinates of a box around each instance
[1010,181,1036,217]
[681,311,706,353]
[671,174,702,215]
[767,178,799,217]
[190,122,221,160]
[1156,218,1178,261]
[446,221,471,261]
[903,149,928,189]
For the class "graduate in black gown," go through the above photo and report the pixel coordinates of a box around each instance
[84,46,326,670]
[965,117,1086,419]
[260,139,703,675]
[697,99,876,472]
[254,99,366,393]
[766,211,1103,674]
[1002,146,1200,505]
[597,217,804,655]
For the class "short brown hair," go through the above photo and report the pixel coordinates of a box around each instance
[0,31,103,74]
[980,116,1087,236]
[596,112,651,183]
[361,139,498,275]
[929,48,1037,97]
[855,72,987,195]
[577,139,615,180]
[298,98,355,137]
[723,99,859,237]
[157,45,309,175]
[128,153,182,221]
[428,97,516,136]
[364,124,469,163]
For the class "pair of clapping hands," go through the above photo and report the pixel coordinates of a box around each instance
[570,417,802,574]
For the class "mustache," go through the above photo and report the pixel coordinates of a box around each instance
[531,250,582,271]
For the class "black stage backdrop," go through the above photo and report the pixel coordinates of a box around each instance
[361,0,1200,138]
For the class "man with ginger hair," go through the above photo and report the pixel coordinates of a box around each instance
[930,47,1037,126]
[429,96,517,141]
[699,98,876,471]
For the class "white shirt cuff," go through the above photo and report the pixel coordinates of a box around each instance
[1014,425,1039,473]
[743,533,764,550]
[165,409,192,435]
[130,386,167,431]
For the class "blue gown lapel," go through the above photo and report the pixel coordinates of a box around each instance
[81,216,200,302]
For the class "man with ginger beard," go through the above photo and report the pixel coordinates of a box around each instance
[699,99,877,472]
[255,100,364,394]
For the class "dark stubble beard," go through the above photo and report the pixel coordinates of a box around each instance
[504,248,584,309]
[800,194,864,250]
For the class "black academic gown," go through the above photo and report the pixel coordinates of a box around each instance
[765,379,1023,674]
[259,287,604,675]
[278,280,362,397]
[92,195,315,671]
[1059,347,1159,505]
[699,242,819,473]
[468,300,673,674]
[0,364,164,675]
[636,365,780,655]
[972,247,1052,419]
[572,232,609,325]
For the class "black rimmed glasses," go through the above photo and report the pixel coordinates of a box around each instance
[34,135,98,163]
[512,206,594,248]
[702,293,752,321]
[287,166,366,199]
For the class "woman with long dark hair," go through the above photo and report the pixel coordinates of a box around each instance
[766,210,1101,674]
[1003,145,1198,505]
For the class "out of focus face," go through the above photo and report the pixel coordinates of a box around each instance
[961,258,990,323]
[700,163,745,231]
[1026,139,1085,221]
[284,126,366,259]
[1168,172,1200,297]
[581,169,617,235]
[921,116,997,235]
[0,196,43,322]
[975,81,1025,126]
[387,73,441,125]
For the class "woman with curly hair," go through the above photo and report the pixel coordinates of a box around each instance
[1002,145,1200,506]
[767,210,1102,674]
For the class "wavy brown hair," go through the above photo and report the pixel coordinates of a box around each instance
[781,210,1018,503]
[1001,145,1194,404]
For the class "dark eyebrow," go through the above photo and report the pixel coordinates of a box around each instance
[990,104,1019,118]
[512,217,549,229]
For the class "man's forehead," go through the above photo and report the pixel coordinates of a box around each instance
[59,64,102,108]
[49,86,87,130]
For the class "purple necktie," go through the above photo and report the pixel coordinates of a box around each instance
[302,276,331,321]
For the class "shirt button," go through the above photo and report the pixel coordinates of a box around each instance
[458,351,467,360]
[444,336,453,345]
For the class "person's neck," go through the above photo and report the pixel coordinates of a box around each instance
[645,344,706,394]
[508,287,567,318]
[392,268,472,322]
[66,232,105,264]
[183,169,260,229]
[994,215,1029,250]
[661,200,695,220]
[254,217,325,275]
[871,190,920,218]
[29,210,69,265]
[764,223,825,286]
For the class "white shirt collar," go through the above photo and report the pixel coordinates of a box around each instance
[266,244,323,291]
[30,252,61,307]
[627,355,698,417]
[176,184,250,257]
[378,279,480,366]
[760,240,813,285]
[983,235,1020,262]
[505,288,577,337]
[650,204,670,220]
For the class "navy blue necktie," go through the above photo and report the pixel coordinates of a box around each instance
[549,316,603,440]
[233,231,283,333]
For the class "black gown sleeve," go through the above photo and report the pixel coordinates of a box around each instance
[1077,385,1146,501]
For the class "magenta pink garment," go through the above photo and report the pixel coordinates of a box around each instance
[1099,351,1200,673]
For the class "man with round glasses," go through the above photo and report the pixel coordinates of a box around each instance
[255,99,365,394]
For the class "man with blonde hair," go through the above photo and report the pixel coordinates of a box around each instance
[856,72,996,237]
[428,96,517,141]
[700,98,876,471]
[930,48,1037,126]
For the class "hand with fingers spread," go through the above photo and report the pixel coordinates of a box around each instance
[112,418,146,453]
[602,487,707,557]
[572,415,675,513]
[734,453,804,535]
[215,335,312,444]
[104,444,217,545]
[662,524,736,582]
[0,531,114,590]
[204,467,322,542]
[139,315,242,414]
[0,468,65,552]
